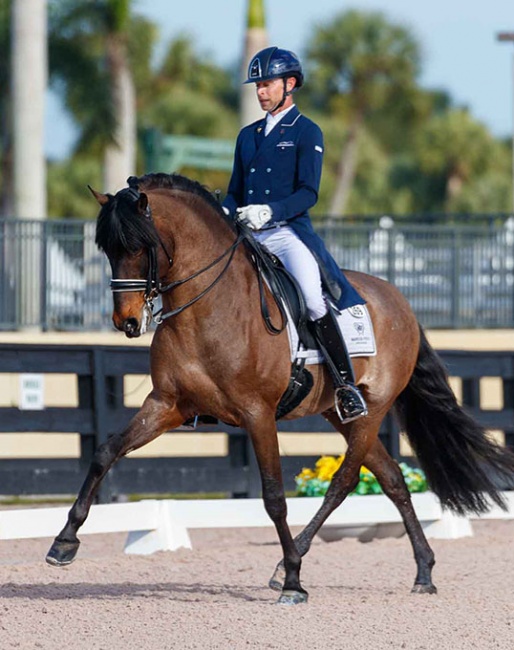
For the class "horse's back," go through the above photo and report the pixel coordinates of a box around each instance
[344,269,418,333]
[345,269,420,386]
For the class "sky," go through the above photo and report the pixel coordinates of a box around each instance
[45,0,514,159]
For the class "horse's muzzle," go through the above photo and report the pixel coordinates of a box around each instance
[122,317,141,338]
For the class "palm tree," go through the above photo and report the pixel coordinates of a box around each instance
[49,0,136,191]
[12,0,47,220]
[414,109,503,211]
[306,10,420,216]
[0,2,12,217]
[241,0,268,127]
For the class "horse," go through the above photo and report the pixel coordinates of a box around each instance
[46,172,514,605]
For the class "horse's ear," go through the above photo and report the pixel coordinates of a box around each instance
[137,192,149,215]
[88,185,109,206]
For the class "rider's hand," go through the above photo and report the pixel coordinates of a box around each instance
[236,205,273,230]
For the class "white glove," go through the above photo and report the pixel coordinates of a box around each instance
[236,204,273,230]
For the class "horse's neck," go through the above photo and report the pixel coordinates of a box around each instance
[157,194,249,310]
[170,197,235,264]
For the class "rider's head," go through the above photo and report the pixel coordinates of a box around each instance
[245,46,304,114]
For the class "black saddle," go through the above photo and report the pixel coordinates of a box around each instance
[241,229,317,350]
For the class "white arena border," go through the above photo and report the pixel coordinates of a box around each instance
[1,491,513,556]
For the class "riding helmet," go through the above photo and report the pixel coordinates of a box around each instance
[244,46,304,88]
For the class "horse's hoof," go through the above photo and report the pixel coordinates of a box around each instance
[268,563,285,591]
[411,583,437,595]
[276,589,309,606]
[45,538,80,567]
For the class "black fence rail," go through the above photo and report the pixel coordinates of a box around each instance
[2,218,514,330]
[1,344,514,501]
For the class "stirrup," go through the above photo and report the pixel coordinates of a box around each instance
[334,384,368,424]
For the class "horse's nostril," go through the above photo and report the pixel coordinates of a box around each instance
[123,318,139,335]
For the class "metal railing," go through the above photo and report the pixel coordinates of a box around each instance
[2,217,514,330]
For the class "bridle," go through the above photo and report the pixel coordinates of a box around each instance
[110,194,245,324]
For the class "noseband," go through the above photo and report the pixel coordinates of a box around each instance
[110,190,244,324]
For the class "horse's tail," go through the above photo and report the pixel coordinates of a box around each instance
[394,325,514,515]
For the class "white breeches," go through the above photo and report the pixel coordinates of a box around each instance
[254,226,327,320]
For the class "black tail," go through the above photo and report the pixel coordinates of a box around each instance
[394,326,514,515]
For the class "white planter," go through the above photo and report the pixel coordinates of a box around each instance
[310,492,475,542]
[306,492,435,543]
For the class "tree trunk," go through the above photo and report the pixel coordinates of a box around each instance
[446,172,464,206]
[328,117,362,218]
[11,0,47,329]
[12,0,47,219]
[240,0,268,127]
[103,35,136,192]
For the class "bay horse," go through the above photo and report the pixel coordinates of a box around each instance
[46,172,514,605]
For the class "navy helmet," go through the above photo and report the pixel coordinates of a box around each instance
[245,47,304,88]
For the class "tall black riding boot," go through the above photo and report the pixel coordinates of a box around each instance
[312,308,368,423]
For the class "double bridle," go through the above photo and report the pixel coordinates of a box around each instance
[110,196,245,324]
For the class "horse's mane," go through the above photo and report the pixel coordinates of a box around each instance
[130,173,226,218]
[95,172,232,256]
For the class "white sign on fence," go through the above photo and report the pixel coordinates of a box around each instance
[19,373,45,410]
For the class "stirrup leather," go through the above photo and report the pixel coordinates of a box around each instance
[334,383,368,424]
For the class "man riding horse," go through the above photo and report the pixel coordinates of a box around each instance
[223,46,367,423]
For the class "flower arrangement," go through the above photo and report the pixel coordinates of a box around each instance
[295,455,428,497]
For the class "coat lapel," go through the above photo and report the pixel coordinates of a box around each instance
[253,118,266,149]
[250,106,301,164]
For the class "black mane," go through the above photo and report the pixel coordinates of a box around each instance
[95,186,161,258]
[129,173,227,219]
[95,173,232,258]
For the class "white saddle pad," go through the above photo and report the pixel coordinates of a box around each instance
[285,303,377,364]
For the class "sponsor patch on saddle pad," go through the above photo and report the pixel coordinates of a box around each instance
[285,303,377,364]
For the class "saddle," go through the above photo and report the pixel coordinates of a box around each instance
[243,234,317,349]
[240,227,316,419]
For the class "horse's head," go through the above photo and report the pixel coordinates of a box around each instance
[92,182,170,338]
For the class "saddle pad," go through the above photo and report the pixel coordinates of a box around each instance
[285,303,377,365]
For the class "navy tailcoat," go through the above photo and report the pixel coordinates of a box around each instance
[223,105,364,310]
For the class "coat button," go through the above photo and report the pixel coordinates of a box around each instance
[250,168,255,173]
[265,189,270,195]
[266,168,271,172]
[248,189,254,195]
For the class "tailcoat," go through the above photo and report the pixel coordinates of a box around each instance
[223,106,364,309]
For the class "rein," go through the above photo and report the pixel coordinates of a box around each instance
[110,195,286,333]
[151,231,244,323]
[110,219,245,324]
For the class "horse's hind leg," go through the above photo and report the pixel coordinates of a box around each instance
[46,392,183,566]
[360,439,437,594]
[270,411,381,590]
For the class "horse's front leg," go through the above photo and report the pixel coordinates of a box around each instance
[245,409,307,605]
[46,391,183,566]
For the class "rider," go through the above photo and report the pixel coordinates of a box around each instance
[223,46,367,423]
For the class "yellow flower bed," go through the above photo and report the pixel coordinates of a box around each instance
[295,455,427,497]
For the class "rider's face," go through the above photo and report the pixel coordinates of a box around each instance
[255,77,295,114]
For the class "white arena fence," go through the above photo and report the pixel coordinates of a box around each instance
[1,492,514,555]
